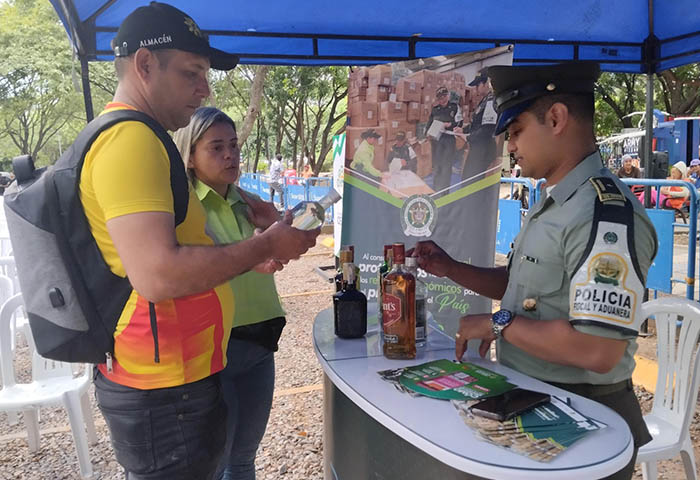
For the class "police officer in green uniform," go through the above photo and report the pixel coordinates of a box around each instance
[428,86,462,193]
[410,62,655,479]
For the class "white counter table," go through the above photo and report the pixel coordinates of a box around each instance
[313,308,633,480]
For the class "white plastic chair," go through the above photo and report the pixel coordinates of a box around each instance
[637,297,700,480]
[0,293,97,479]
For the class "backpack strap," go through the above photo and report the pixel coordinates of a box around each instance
[83,110,189,225]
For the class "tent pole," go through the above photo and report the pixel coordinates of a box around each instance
[80,55,94,122]
[643,0,655,205]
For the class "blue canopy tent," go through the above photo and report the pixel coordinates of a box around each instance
[50,0,700,173]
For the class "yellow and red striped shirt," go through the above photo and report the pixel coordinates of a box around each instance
[80,104,234,389]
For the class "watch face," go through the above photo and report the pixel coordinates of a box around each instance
[493,309,512,326]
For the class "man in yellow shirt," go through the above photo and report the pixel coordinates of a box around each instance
[85,3,319,479]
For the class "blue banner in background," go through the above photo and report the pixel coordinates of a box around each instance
[239,173,335,224]
[496,199,521,255]
[646,208,674,293]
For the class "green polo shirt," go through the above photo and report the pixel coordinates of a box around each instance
[194,179,285,328]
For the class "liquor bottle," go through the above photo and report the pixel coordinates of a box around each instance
[333,263,367,338]
[290,188,342,230]
[334,248,353,292]
[381,243,416,359]
[405,256,427,348]
[377,244,393,333]
[347,245,361,290]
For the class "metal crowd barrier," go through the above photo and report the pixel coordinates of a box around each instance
[238,173,335,225]
[620,178,699,300]
[497,175,699,301]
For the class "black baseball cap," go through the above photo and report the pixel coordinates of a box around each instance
[488,62,600,135]
[112,2,239,71]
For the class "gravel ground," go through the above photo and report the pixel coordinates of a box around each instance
[0,236,698,479]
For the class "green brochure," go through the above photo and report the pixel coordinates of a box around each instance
[396,359,515,400]
[455,396,606,462]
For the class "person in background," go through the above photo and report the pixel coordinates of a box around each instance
[86,4,319,478]
[301,164,313,181]
[428,86,462,193]
[616,154,641,179]
[350,128,383,181]
[174,107,286,480]
[659,161,690,210]
[688,158,700,188]
[460,69,498,181]
[411,62,655,480]
[269,154,285,208]
[283,165,299,186]
[386,130,418,173]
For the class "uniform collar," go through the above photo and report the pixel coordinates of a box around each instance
[194,179,245,207]
[549,151,604,206]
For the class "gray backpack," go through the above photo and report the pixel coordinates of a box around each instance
[4,110,188,363]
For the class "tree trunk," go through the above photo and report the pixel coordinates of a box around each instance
[253,116,262,173]
[238,65,270,146]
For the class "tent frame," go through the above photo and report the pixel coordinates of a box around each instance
[54,0,684,183]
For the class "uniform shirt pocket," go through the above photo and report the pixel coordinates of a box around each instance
[515,257,567,319]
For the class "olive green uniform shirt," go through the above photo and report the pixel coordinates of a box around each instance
[194,179,285,328]
[498,152,657,385]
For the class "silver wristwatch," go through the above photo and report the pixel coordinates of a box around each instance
[491,309,514,338]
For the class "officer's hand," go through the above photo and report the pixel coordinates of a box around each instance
[454,314,496,361]
[263,217,320,263]
[407,240,454,278]
[443,122,452,129]
[453,127,463,134]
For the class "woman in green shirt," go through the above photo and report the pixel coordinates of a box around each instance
[174,107,285,480]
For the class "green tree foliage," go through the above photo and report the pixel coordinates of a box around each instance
[7,1,699,172]
[594,68,700,139]
[0,0,82,165]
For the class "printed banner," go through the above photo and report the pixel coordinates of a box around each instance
[341,47,514,336]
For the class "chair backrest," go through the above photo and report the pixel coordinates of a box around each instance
[0,293,23,388]
[641,298,700,434]
[0,293,76,386]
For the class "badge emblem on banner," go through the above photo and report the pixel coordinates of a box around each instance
[401,195,438,237]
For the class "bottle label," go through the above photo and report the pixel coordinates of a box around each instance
[383,333,399,344]
[382,293,402,327]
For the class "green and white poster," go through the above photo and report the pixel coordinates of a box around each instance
[341,47,514,336]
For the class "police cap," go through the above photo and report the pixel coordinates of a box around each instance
[487,62,600,135]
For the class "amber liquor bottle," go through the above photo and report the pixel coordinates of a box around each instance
[333,263,367,338]
[377,244,393,333]
[381,243,416,359]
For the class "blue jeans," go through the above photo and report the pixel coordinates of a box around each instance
[216,337,275,480]
[94,371,227,480]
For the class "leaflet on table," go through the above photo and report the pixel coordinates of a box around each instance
[454,396,607,463]
[378,359,515,400]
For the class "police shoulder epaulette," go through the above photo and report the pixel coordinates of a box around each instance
[589,176,626,203]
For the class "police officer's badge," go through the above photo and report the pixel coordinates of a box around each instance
[401,195,437,237]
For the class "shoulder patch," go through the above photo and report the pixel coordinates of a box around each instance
[589,177,625,203]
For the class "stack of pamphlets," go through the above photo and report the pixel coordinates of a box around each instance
[377,359,515,400]
[454,396,606,462]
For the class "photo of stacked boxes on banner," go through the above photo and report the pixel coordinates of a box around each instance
[346,65,489,188]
